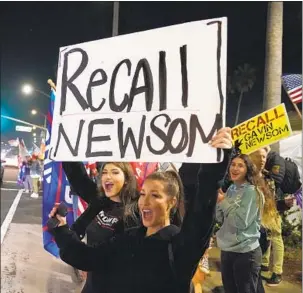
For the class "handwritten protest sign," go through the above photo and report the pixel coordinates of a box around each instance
[232,104,292,154]
[49,18,227,163]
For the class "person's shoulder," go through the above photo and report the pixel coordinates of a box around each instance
[268,151,284,163]
[124,226,145,237]
[246,184,264,196]
[244,184,257,193]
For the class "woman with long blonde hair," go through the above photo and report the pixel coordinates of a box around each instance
[249,149,280,236]
[249,148,281,292]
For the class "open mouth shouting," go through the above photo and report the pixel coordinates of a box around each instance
[141,208,153,223]
[104,182,114,193]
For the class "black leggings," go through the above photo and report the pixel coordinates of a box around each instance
[221,247,262,293]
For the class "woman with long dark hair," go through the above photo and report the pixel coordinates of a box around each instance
[49,127,233,293]
[216,154,264,293]
[62,161,139,293]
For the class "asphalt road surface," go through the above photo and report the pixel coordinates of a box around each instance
[1,167,20,226]
[1,166,83,293]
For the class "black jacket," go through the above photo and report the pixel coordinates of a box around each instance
[54,158,228,293]
[264,151,289,212]
[265,151,286,192]
[63,162,99,204]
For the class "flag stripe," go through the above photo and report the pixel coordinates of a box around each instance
[282,74,302,104]
[55,164,63,203]
[292,97,302,104]
[293,96,302,101]
[78,199,85,214]
[291,91,302,99]
[289,86,302,94]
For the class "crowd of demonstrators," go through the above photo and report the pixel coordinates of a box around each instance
[20,154,43,198]
[46,124,301,293]
[48,127,233,293]
[259,146,298,286]
[214,145,301,293]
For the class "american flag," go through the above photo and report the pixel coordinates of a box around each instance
[282,74,302,104]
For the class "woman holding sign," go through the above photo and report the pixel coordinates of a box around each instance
[216,154,265,293]
[49,127,232,293]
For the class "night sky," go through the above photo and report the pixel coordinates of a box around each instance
[1,1,302,146]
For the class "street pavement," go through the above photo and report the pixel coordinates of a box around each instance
[1,167,21,226]
[1,167,83,293]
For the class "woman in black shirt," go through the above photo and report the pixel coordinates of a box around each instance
[63,162,139,293]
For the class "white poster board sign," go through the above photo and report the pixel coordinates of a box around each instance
[50,17,227,163]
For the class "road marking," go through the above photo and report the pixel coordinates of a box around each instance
[1,188,20,191]
[3,181,17,184]
[1,189,24,244]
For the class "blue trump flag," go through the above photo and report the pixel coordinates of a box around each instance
[42,89,74,258]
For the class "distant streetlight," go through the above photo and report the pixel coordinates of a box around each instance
[31,108,46,117]
[22,84,50,99]
[33,133,36,137]
[23,84,33,95]
[33,126,36,130]
[31,109,47,138]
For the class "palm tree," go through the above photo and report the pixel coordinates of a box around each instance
[263,2,283,111]
[230,64,256,126]
[263,2,283,152]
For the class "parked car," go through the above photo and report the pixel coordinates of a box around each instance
[3,148,19,168]
[0,159,5,186]
[2,155,19,168]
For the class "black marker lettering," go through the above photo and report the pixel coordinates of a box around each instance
[86,119,114,157]
[109,59,132,112]
[180,45,188,108]
[159,51,167,111]
[167,118,188,153]
[118,115,146,159]
[146,114,171,155]
[53,120,85,157]
[61,48,89,115]
[86,69,107,112]
[128,59,154,112]
[207,20,224,161]
[186,114,220,157]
